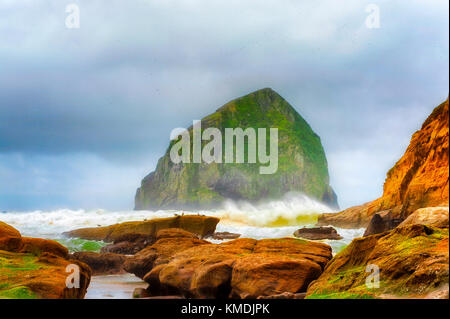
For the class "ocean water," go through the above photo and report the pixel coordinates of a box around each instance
[0,193,364,254]
[0,194,365,299]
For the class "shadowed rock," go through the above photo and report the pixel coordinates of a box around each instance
[294,226,343,240]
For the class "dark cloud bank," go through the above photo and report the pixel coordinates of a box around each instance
[0,0,448,210]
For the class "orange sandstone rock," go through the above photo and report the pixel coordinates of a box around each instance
[133,237,332,299]
[0,221,91,299]
[64,215,220,242]
[20,237,69,259]
[0,221,22,252]
[306,224,449,299]
[319,99,449,228]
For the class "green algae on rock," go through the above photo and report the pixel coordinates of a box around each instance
[305,224,449,299]
[135,88,337,210]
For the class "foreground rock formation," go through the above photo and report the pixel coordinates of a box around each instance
[63,215,219,242]
[135,88,338,210]
[0,221,91,299]
[306,224,449,299]
[294,226,343,240]
[125,230,332,299]
[70,252,127,275]
[319,98,449,229]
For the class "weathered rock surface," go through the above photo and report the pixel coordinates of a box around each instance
[0,221,91,299]
[363,211,403,237]
[206,232,241,240]
[70,251,127,275]
[399,207,449,229]
[0,221,22,252]
[306,224,449,299]
[101,233,154,255]
[64,215,219,242]
[257,292,306,299]
[20,237,69,258]
[294,226,343,240]
[135,88,338,210]
[132,237,332,299]
[318,98,449,229]
[124,234,210,279]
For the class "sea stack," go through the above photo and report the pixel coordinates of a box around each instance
[135,88,337,210]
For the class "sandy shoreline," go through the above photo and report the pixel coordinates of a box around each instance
[85,274,147,299]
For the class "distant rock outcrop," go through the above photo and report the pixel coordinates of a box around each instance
[135,88,337,210]
[294,226,343,240]
[319,98,449,229]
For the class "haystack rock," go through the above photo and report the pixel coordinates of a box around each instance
[319,98,449,229]
[135,88,338,210]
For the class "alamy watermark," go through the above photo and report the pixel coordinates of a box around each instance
[365,4,380,29]
[365,264,380,289]
[169,121,279,174]
[66,264,80,288]
[65,4,80,29]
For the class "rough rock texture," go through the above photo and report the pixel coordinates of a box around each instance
[135,88,337,210]
[20,237,69,259]
[207,232,241,240]
[101,233,154,255]
[318,98,449,229]
[363,211,403,237]
[306,224,449,299]
[131,237,332,299]
[257,292,306,299]
[0,221,91,299]
[64,215,219,242]
[294,226,343,240]
[0,221,22,252]
[399,207,449,229]
[124,235,210,279]
[70,252,127,275]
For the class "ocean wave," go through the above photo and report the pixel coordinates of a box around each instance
[212,192,335,227]
[0,193,336,238]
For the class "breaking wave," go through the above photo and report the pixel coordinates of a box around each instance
[0,193,335,236]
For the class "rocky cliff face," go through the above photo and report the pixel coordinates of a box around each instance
[319,98,449,228]
[135,88,337,210]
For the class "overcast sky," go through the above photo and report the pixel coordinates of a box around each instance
[0,0,448,211]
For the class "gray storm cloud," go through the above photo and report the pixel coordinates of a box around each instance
[0,0,448,210]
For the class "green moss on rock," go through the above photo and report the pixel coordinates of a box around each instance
[135,88,337,210]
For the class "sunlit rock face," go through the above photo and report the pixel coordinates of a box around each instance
[319,98,449,229]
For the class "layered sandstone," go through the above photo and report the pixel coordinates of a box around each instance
[319,98,449,228]
[125,232,332,299]
[0,221,91,299]
[306,224,449,299]
[63,215,220,242]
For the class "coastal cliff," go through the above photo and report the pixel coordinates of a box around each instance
[319,98,449,228]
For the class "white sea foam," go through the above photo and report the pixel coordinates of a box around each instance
[0,193,363,254]
[213,192,336,227]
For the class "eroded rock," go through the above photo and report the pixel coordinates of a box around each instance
[64,215,220,242]
[294,226,343,240]
[70,251,127,275]
[131,237,332,299]
[0,221,91,299]
[306,224,449,299]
